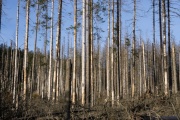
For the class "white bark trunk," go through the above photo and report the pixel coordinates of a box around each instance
[48,0,54,100]
[72,0,77,104]
[81,0,86,106]
[172,44,177,94]
[13,0,20,108]
[111,0,114,106]
[106,0,110,101]
[162,0,168,95]
[23,0,30,101]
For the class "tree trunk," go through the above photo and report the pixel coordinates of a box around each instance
[98,39,101,98]
[81,0,86,106]
[111,0,114,106]
[159,0,163,92]
[152,0,156,92]
[132,0,136,98]
[54,0,62,102]
[13,0,20,109]
[106,0,110,102]
[85,0,90,106]
[162,0,168,96]
[90,0,94,107]
[72,0,77,105]
[32,1,39,97]
[167,0,172,93]
[65,59,72,120]
[172,44,177,94]
[0,0,2,31]
[23,0,30,101]
[48,0,54,100]
[116,0,120,102]
[142,41,146,93]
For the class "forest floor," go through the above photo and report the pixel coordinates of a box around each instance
[1,92,180,119]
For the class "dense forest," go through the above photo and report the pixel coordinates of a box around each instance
[0,0,180,119]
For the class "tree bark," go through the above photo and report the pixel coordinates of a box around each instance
[172,44,177,94]
[23,0,30,101]
[167,0,172,93]
[13,0,20,109]
[111,0,114,106]
[142,41,146,93]
[90,0,94,107]
[106,0,110,102]
[132,0,136,98]
[152,0,156,93]
[65,59,72,120]
[85,0,90,106]
[32,1,39,97]
[162,0,168,96]
[48,0,54,100]
[81,0,86,106]
[72,0,77,105]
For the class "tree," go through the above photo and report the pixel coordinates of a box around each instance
[72,0,77,105]
[132,0,136,98]
[90,0,93,107]
[23,0,30,101]
[48,0,54,100]
[167,0,172,93]
[13,0,20,109]
[162,0,168,95]
[172,43,177,93]
[111,0,114,106]
[159,0,163,91]
[0,0,2,32]
[32,0,40,97]
[152,0,156,93]
[142,41,146,93]
[116,0,120,102]
[106,0,110,103]
[85,0,90,106]
[54,0,62,101]
[81,0,86,106]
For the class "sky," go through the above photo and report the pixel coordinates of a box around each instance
[0,0,180,51]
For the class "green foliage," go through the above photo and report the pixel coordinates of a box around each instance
[125,37,131,47]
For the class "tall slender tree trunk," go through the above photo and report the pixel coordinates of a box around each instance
[81,0,86,106]
[65,59,72,120]
[13,0,20,109]
[72,0,77,105]
[32,1,39,97]
[90,0,94,107]
[48,0,54,100]
[179,51,180,91]
[0,0,2,32]
[106,0,110,102]
[167,0,172,93]
[152,0,156,92]
[54,0,62,102]
[116,0,120,102]
[162,0,168,96]
[111,0,114,106]
[85,0,90,106]
[98,41,101,98]
[132,0,136,98]
[159,0,163,92]
[142,41,146,93]
[172,44,177,94]
[23,0,30,101]
[42,0,48,99]
[119,0,122,99]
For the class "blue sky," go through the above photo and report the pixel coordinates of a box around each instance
[0,0,180,51]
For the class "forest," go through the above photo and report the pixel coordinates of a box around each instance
[0,0,180,119]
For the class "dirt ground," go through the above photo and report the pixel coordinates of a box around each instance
[1,92,180,119]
